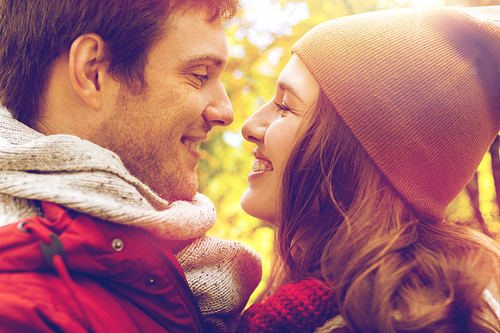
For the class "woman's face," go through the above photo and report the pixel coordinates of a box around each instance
[240,54,319,224]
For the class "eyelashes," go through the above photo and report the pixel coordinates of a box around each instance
[274,101,291,112]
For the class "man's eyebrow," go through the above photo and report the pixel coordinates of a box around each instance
[278,81,303,103]
[185,54,227,68]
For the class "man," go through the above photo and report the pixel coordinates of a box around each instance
[0,0,261,332]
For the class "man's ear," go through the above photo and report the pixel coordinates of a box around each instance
[68,33,109,111]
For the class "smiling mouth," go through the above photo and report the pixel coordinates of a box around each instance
[252,159,273,172]
[181,137,201,151]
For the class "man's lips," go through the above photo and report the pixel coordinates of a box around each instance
[180,135,207,151]
[181,135,207,161]
[181,137,201,151]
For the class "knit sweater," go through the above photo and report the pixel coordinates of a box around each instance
[237,279,342,333]
[237,278,500,333]
[0,107,262,332]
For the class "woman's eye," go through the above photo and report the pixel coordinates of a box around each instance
[274,101,291,113]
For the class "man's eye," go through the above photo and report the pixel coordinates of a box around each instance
[193,74,209,84]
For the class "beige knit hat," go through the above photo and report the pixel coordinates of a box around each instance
[292,6,500,222]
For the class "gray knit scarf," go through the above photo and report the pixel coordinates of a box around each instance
[0,108,262,333]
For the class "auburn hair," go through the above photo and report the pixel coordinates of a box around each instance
[0,0,238,128]
[274,90,500,332]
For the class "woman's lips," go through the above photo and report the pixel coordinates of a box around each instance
[252,159,273,172]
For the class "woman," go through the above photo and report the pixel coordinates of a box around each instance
[239,6,500,333]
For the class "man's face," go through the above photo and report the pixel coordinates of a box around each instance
[92,9,233,201]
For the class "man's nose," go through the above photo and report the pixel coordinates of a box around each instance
[203,82,233,127]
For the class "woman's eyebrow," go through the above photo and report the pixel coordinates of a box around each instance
[278,81,303,103]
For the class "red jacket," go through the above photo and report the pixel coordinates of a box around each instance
[0,202,207,332]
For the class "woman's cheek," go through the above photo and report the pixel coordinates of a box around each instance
[268,121,299,174]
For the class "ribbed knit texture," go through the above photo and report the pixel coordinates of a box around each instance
[176,237,263,332]
[292,6,500,221]
[237,279,339,333]
[0,108,262,332]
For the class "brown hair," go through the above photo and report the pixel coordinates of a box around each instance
[0,0,238,128]
[273,90,500,332]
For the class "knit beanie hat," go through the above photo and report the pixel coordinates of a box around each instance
[292,6,500,221]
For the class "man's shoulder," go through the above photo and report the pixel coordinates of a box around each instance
[0,272,84,333]
[0,270,142,333]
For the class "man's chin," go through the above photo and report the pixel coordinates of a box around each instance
[158,185,198,202]
[166,192,198,202]
[145,173,198,203]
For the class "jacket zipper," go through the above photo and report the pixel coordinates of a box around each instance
[142,232,208,333]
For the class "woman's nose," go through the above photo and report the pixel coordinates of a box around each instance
[241,104,271,144]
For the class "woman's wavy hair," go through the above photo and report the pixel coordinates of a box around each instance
[274,89,500,332]
[0,0,238,129]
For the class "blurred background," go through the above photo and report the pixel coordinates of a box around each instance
[198,0,500,304]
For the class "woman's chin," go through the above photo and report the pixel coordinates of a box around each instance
[240,189,277,225]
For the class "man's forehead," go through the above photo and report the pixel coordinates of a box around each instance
[161,10,228,68]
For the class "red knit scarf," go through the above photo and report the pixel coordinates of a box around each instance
[237,279,339,333]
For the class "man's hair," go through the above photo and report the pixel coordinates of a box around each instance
[0,0,238,128]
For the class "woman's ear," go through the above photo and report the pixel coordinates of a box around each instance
[68,33,108,111]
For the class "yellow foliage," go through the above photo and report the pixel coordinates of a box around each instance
[200,0,500,306]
